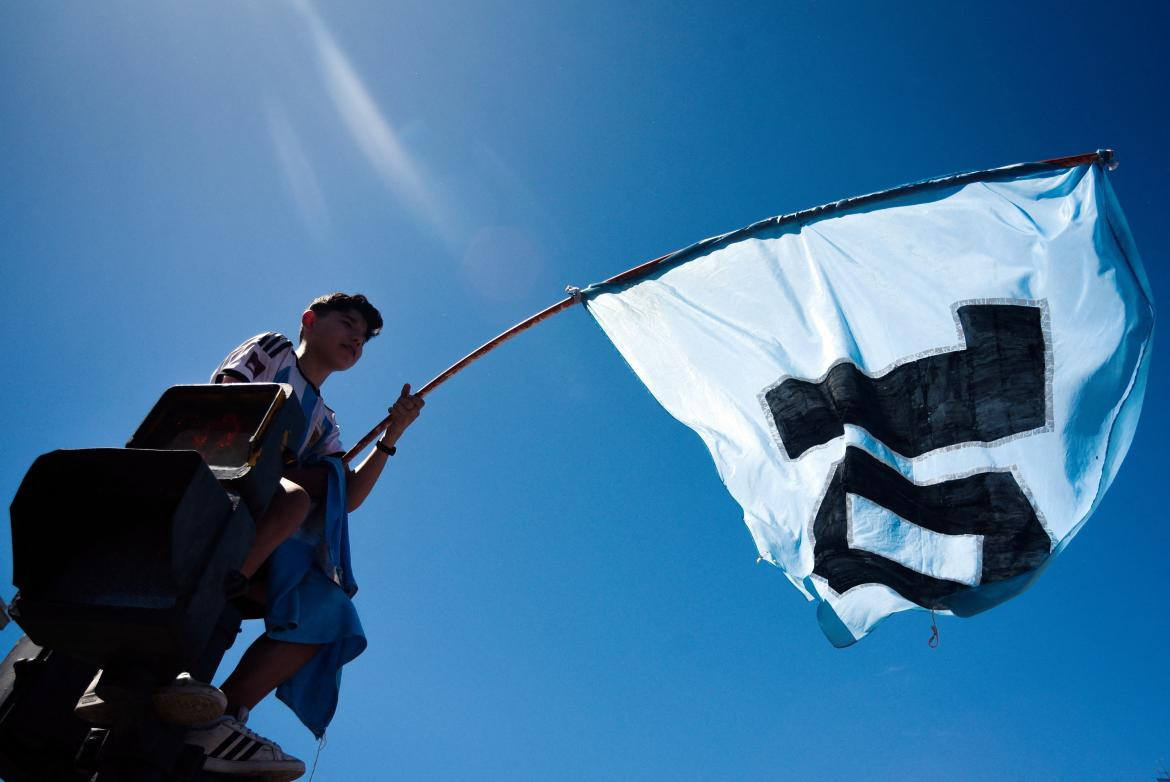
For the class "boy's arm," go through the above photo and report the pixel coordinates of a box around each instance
[219,374,335,498]
[346,384,424,512]
[223,371,423,510]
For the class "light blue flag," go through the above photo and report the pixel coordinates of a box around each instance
[583,153,1154,646]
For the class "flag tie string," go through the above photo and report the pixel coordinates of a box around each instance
[928,609,940,649]
[308,733,327,782]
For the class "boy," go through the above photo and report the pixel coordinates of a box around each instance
[185,292,423,777]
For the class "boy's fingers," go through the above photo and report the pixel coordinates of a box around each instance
[385,385,424,424]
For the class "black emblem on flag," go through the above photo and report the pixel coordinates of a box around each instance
[763,302,1054,608]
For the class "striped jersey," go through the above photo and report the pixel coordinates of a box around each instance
[211,332,344,460]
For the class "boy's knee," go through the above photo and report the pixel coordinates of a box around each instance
[267,479,311,532]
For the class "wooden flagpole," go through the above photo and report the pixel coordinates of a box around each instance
[342,246,677,464]
[342,149,1112,464]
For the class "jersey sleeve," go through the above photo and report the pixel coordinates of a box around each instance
[211,332,294,384]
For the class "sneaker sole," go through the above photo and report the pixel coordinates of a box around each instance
[201,756,306,781]
[153,688,228,725]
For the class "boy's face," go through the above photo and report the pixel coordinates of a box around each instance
[303,307,369,371]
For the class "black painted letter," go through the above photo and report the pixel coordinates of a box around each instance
[812,447,1050,608]
[765,304,1047,459]
[764,302,1053,607]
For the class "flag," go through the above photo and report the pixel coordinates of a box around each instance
[583,153,1154,646]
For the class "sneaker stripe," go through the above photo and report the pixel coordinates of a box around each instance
[236,741,263,761]
[222,737,256,760]
[211,733,246,758]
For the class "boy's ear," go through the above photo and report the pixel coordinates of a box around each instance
[301,309,316,334]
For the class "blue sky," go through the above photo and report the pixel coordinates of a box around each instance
[2,2,1167,779]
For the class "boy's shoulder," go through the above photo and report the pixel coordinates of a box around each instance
[212,332,295,384]
[244,332,294,357]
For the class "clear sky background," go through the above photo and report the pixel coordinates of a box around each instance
[1,2,1167,780]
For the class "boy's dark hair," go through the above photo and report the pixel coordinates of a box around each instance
[299,292,383,343]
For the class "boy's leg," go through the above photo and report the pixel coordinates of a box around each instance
[185,637,314,776]
[219,475,323,713]
[240,478,310,579]
[219,637,322,714]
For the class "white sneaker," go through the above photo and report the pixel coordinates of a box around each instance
[185,707,306,780]
[75,671,227,726]
[152,672,228,724]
